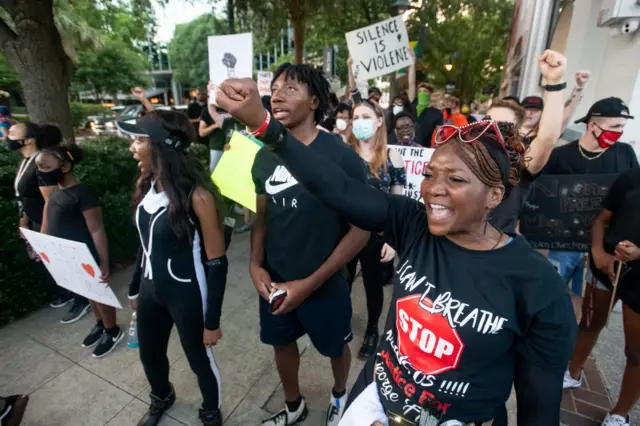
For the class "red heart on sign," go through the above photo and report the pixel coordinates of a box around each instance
[40,253,50,263]
[82,264,95,278]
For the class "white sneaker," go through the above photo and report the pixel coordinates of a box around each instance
[563,369,583,389]
[326,392,348,426]
[262,398,307,426]
[601,413,630,426]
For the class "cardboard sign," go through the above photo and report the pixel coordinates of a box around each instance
[257,71,273,97]
[519,174,618,251]
[389,145,434,202]
[21,229,122,309]
[212,131,262,212]
[208,32,253,103]
[346,16,414,81]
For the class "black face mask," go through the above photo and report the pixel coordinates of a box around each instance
[36,168,64,186]
[6,139,24,152]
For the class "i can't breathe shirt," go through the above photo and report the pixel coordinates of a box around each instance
[374,196,575,423]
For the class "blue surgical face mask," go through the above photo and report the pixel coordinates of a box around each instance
[352,119,376,141]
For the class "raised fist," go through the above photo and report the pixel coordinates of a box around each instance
[215,78,265,131]
[222,53,237,69]
[131,87,145,100]
[538,50,566,85]
[575,71,591,88]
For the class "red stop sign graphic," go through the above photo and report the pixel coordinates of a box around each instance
[396,294,464,375]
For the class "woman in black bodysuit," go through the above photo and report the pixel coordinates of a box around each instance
[117,110,228,426]
[215,79,578,426]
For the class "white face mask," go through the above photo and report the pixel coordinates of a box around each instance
[335,118,348,132]
[392,105,404,115]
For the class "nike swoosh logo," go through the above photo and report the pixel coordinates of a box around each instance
[265,179,298,195]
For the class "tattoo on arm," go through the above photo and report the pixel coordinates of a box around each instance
[564,88,583,107]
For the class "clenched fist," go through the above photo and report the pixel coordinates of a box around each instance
[215,78,265,132]
[575,71,591,88]
[538,50,566,85]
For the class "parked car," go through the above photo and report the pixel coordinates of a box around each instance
[85,114,117,136]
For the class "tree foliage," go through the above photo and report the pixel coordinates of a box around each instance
[0,53,19,93]
[407,0,514,103]
[167,14,229,88]
[73,39,149,101]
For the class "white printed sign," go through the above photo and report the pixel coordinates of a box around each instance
[389,145,434,202]
[208,32,253,103]
[21,229,122,309]
[346,16,413,81]
[257,71,273,97]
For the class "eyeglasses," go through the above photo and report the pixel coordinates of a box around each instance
[395,124,414,132]
[435,120,511,154]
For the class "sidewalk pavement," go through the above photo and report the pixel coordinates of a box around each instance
[0,232,636,425]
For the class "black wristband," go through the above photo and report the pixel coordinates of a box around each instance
[544,82,567,92]
[263,119,286,151]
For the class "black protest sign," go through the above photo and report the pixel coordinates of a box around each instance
[520,174,618,251]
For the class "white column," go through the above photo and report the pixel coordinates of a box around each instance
[520,0,554,97]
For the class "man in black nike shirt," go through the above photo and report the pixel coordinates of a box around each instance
[249,63,369,426]
[543,97,638,299]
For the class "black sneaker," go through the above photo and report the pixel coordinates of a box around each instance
[50,294,73,308]
[358,329,379,358]
[92,327,124,358]
[137,385,176,426]
[1,394,29,426]
[199,408,222,426]
[82,323,105,348]
[60,301,91,324]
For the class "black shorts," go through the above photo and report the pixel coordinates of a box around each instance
[259,277,353,358]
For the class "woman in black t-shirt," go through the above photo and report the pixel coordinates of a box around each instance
[7,122,60,232]
[216,79,577,426]
[347,99,407,359]
[35,144,123,358]
[116,110,228,426]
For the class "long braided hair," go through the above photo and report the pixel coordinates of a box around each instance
[449,121,527,200]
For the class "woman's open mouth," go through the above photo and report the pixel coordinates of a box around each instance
[427,203,453,221]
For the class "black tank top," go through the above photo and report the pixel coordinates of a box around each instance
[135,184,206,288]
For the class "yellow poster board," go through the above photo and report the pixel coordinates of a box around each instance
[211,131,262,212]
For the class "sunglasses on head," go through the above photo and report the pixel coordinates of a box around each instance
[436,120,521,155]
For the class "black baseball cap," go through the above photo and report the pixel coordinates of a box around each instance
[521,96,544,110]
[116,115,190,152]
[575,97,634,124]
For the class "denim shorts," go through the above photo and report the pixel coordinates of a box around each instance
[548,250,585,296]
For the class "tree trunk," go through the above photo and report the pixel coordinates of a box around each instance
[286,1,305,65]
[227,0,236,34]
[291,17,304,64]
[0,0,74,140]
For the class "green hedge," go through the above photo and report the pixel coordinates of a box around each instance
[0,136,139,325]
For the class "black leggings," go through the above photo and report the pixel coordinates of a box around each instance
[347,236,385,332]
[137,277,221,410]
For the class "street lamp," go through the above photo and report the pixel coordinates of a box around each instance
[392,0,412,15]
[444,63,453,72]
